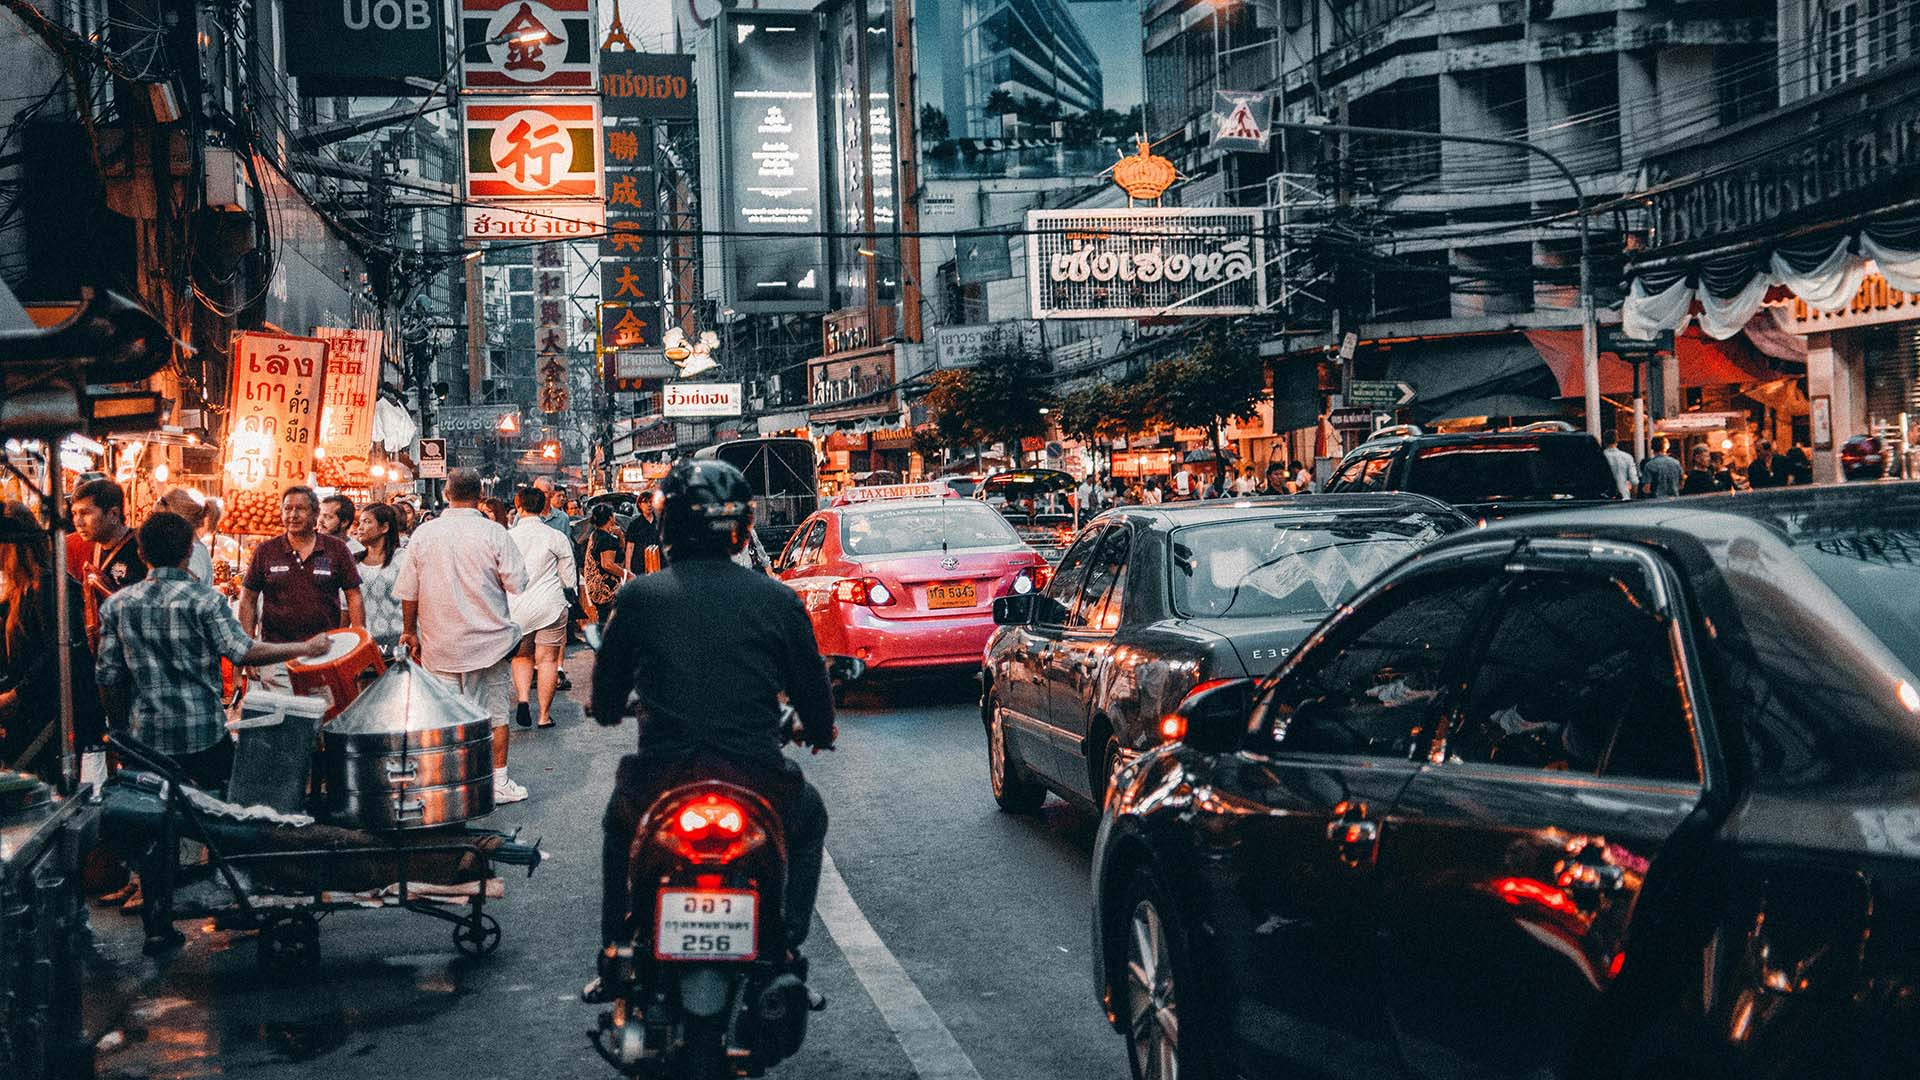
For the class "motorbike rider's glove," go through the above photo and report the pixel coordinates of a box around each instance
[797,722,837,754]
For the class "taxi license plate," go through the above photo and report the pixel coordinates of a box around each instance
[926,581,978,609]
[655,889,758,961]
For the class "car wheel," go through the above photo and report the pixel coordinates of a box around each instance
[1120,871,1213,1080]
[987,701,1046,814]
[1095,734,1122,807]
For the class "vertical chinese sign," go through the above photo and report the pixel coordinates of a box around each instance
[312,327,385,486]
[599,119,658,355]
[535,244,570,413]
[459,0,603,239]
[223,332,328,533]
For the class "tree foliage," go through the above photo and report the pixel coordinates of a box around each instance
[919,343,1055,459]
[1140,324,1267,466]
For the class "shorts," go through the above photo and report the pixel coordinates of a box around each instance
[515,616,567,656]
[424,655,515,727]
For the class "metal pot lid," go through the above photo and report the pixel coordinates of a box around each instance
[325,660,490,737]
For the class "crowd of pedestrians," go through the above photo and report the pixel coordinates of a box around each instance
[1610,436,1814,499]
[1072,457,1319,513]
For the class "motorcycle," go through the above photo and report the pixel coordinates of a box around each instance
[586,660,859,1079]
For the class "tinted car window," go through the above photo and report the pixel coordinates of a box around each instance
[1073,527,1130,631]
[1037,529,1101,627]
[1169,512,1460,618]
[1403,438,1616,503]
[840,502,1020,558]
[1449,573,1697,782]
[1795,532,1920,677]
[787,519,826,569]
[1255,569,1499,759]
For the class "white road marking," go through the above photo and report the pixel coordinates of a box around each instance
[816,850,986,1080]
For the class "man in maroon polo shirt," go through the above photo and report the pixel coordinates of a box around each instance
[239,485,364,645]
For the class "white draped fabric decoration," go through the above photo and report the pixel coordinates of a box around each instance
[1623,226,1920,340]
[372,398,419,452]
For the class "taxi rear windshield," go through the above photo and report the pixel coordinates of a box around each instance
[841,502,1021,558]
[1404,439,1616,503]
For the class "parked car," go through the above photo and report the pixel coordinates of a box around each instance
[1091,482,1920,1080]
[1324,422,1619,521]
[982,494,1470,812]
[1841,433,1889,480]
[774,490,1049,676]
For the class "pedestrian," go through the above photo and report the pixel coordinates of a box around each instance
[1641,439,1684,497]
[157,488,216,583]
[1141,477,1164,505]
[0,503,103,784]
[1262,463,1288,495]
[1782,443,1813,485]
[94,511,329,954]
[582,504,627,627]
[624,490,662,574]
[352,503,408,652]
[1290,460,1314,494]
[1232,466,1259,496]
[1603,437,1639,500]
[394,469,531,804]
[390,498,416,544]
[532,477,571,534]
[1171,463,1197,500]
[1746,439,1788,488]
[480,495,511,525]
[508,485,576,730]
[319,493,364,556]
[71,478,145,645]
[1681,446,1728,495]
[238,486,363,655]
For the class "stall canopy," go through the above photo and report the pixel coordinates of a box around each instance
[1378,335,1565,423]
[1524,327,1781,399]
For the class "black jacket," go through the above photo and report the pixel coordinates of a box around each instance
[590,556,833,771]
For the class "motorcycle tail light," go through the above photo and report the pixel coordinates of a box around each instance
[831,577,895,607]
[661,793,764,864]
[675,794,746,838]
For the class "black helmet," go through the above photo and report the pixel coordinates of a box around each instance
[659,458,754,558]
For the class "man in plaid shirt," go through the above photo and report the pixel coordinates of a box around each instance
[96,512,329,791]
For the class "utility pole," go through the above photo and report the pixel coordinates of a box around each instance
[893,0,923,344]
[1273,119,1602,440]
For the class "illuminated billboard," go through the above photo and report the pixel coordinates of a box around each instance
[721,12,829,312]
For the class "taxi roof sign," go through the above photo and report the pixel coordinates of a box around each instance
[831,482,956,507]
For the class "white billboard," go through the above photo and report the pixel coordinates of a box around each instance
[662,382,744,417]
[1026,208,1266,320]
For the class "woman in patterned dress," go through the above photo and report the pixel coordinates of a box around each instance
[352,503,408,652]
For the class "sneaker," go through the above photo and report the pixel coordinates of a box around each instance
[515,701,533,728]
[494,775,530,804]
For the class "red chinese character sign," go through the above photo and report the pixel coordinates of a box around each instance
[535,242,570,414]
[460,0,597,91]
[224,332,327,532]
[312,327,384,486]
[599,118,659,355]
[463,97,605,238]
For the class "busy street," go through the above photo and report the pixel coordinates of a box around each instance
[3,0,1920,1079]
[85,662,1128,1080]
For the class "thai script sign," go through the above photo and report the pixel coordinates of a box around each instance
[808,347,896,422]
[933,322,1042,368]
[460,0,597,92]
[312,327,383,485]
[224,332,328,492]
[662,382,744,417]
[601,51,694,120]
[464,201,604,237]
[437,404,522,433]
[1026,209,1266,319]
[1781,274,1920,333]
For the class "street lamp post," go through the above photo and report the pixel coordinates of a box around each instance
[1269,120,1602,441]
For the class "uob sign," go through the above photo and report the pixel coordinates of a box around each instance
[286,0,446,91]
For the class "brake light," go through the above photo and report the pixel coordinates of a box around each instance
[675,794,746,838]
[1011,564,1052,595]
[831,577,896,606]
[1160,679,1245,743]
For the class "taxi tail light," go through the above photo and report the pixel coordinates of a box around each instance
[1011,564,1052,595]
[831,576,896,607]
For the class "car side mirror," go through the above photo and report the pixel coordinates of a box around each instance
[1165,678,1255,754]
[993,594,1036,626]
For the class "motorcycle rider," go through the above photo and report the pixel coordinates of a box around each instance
[588,459,835,995]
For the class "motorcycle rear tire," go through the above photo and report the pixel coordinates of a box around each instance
[681,1016,732,1080]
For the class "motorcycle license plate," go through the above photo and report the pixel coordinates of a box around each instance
[655,889,758,961]
[926,581,977,609]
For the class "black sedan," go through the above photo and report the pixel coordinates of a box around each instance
[982,494,1469,814]
[1091,482,1920,1080]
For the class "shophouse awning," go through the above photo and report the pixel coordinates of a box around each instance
[1524,328,1780,399]
[1376,335,1565,423]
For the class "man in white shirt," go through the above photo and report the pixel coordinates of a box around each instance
[1231,467,1259,496]
[1171,465,1196,500]
[507,485,578,730]
[1603,437,1639,500]
[395,469,531,803]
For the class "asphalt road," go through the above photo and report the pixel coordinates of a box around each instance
[89,654,1128,1080]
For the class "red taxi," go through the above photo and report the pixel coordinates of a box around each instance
[774,483,1050,672]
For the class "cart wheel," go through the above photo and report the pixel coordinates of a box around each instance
[453,912,502,957]
[257,912,320,972]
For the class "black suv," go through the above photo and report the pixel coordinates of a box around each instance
[1324,422,1619,520]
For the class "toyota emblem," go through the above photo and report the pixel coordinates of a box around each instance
[940,556,959,570]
